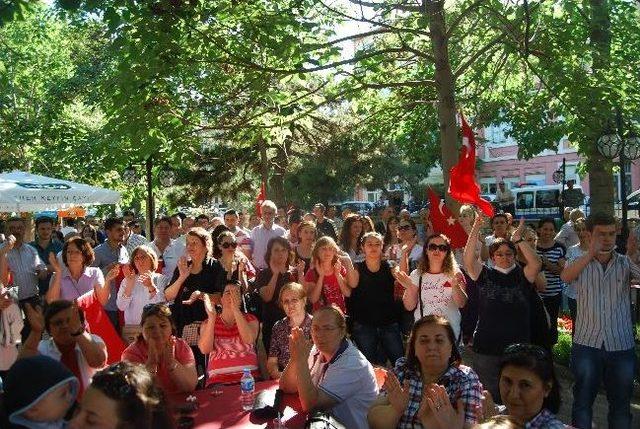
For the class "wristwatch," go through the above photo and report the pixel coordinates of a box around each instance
[513,238,524,244]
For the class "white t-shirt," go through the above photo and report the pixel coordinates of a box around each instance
[38,334,105,388]
[308,340,378,429]
[409,270,462,339]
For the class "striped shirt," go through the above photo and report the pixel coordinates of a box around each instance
[1,242,44,300]
[537,242,566,296]
[567,252,640,351]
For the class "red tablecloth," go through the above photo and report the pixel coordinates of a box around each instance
[174,380,306,428]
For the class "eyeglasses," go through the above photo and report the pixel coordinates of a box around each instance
[398,225,413,231]
[504,343,549,360]
[427,243,450,252]
[221,242,238,249]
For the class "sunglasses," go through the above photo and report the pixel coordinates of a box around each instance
[398,225,413,231]
[504,343,549,360]
[427,243,450,252]
[221,242,238,249]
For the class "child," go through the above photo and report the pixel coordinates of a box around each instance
[4,355,78,429]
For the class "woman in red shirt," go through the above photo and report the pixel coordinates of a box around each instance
[199,282,260,385]
[121,304,197,393]
[304,236,351,313]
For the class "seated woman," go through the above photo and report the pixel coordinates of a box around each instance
[117,245,168,342]
[68,361,174,429]
[19,300,107,396]
[198,282,260,385]
[267,282,312,379]
[121,303,197,394]
[484,343,564,428]
[368,315,483,429]
[280,305,378,429]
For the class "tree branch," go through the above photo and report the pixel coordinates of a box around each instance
[347,0,421,13]
[445,0,488,38]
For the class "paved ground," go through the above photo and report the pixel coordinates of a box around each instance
[461,348,640,428]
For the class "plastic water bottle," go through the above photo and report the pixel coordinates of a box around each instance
[240,368,255,411]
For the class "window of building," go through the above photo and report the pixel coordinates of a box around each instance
[613,161,632,202]
[484,123,516,146]
[525,174,546,186]
[503,177,520,189]
[480,178,497,194]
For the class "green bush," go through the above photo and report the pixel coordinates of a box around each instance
[553,331,572,367]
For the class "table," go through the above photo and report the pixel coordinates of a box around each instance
[173,380,306,428]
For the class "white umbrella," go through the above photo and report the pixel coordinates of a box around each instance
[0,170,121,212]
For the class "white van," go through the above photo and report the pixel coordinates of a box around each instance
[513,184,585,221]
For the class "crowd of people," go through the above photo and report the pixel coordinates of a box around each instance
[0,199,637,429]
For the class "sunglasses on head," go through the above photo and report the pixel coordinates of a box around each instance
[221,242,238,249]
[427,243,450,252]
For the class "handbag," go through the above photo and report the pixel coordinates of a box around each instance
[181,321,202,346]
[304,411,346,429]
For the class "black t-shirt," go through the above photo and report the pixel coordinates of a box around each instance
[169,258,224,332]
[473,265,549,355]
[349,260,399,326]
[256,267,297,348]
[316,219,338,241]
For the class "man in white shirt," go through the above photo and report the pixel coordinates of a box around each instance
[495,181,515,215]
[223,209,250,240]
[148,216,185,279]
[250,200,286,270]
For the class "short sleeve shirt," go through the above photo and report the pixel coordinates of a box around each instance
[308,340,378,429]
[268,314,313,370]
[122,337,195,394]
[409,270,462,339]
[304,267,348,314]
[387,357,483,428]
[57,266,104,301]
[1,242,44,300]
[92,242,129,311]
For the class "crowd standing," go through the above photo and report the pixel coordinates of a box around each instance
[0,198,638,429]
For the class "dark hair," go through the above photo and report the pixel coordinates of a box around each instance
[104,217,124,231]
[35,216,55,227]
[89,361,174,429]
[224,209,238,217]
[62,237,95,267]
[491,213,509,225]
[139,303,176,336]
[195,214,210,221]
[313,304,347,335]
[361,215,375,233]
[537,217,556,230]
[288,209,303,226]
[265,236,292,267]
[296,220,317,242]
[419,234,457,276]
[586,212,615,232]
[339,213,363,253]
[313,203,326,212]
[122,210,136,218]
[154,216,172,227]
[489,237,517,258]
[211,224,231,258]
[44,300,85,333]
[187,227,213,257]
[405,315,461,375]
[383,215,400,249]
[81,224,98,244]
[500,343,561,414]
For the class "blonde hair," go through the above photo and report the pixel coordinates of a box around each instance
[129,245,158,273]
[278,282,307,305]
[312,236,339,266]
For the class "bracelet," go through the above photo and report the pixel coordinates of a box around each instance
[513,238,524,244]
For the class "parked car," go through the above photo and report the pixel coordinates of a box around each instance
[340,201,375,215]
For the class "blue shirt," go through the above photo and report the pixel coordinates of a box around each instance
[92,242,128,311]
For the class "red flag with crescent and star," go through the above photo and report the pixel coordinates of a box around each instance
[448,112,495,217]
[255,181,266,217]
[427,187,468,249]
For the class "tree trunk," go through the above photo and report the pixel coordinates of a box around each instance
[258,135,269,198]
[425,0,460,212]
[587,0,615,216]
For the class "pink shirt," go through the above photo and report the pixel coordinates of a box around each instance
[122,336,195,394]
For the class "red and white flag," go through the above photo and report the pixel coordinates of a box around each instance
[428,187,468,249]
[448,112,495,217]
[255,181,266,217]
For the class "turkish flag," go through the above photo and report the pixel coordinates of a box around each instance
[255,181,266,217]
[76,292,126,365]
[448,113,495,217]
[428,187,469,249]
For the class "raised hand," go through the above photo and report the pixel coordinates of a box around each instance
[106,265,120,283]
[0,235,16,255]
[383,372,409,417]
[182,290,203,305]
[393,270,412,287]
[177,256,190,278]
[139,272,153,288]
[24,303,45,333]
[289,327,312,362]
[69,301,84,334]
[511,217,526,242]
[146,338,160,367]
[203,292,216,317]
[48,252,62,273]
[122,263,135,279]
[425,384,465,429]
